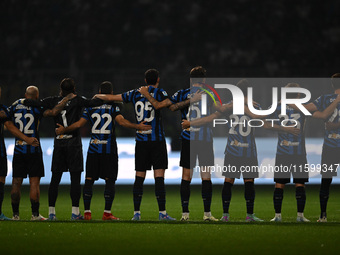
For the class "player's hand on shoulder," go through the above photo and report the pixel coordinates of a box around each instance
[138,86,149,96]
[137,121,152,131]
[191,90,204,103]
[284,126,300,136]
[335,94,340,103]
[181,119,190,129]
[55,123,66,135]
[65,93,77,101]
[325,122,339,131]
[26,137,39,147]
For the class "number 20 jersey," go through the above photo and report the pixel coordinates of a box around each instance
[82,103,121,154]
[7,102,44,154]
[122,86,168,142]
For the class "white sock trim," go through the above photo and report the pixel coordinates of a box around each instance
[49,207,56,215]
[72,207,80,215]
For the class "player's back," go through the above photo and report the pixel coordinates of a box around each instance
[122,86,167,142]
[83,103,121,154]
[8,101,43,154]
[170,88,190,140]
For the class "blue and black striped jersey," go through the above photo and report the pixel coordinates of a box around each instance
[8,101,44,154]
[170,88,190,140]
[122,86,168,142]
[312,94,340,148]
[82,103,121,154]
[188,86,215,142]
[270,104,306,155]
[0,104,10,158]
[225,102,260,158]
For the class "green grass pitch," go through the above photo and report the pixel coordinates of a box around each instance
[0,184,339,255]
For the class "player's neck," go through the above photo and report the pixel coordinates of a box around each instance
[192,83,202,87]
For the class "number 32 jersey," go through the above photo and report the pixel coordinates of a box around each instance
[122,86,168,142]
[82,103,121,154]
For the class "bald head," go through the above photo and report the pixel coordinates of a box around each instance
[25,86,39,100]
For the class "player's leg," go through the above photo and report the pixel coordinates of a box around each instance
[48,171,63,220]
[70,171,83,220]
[221,178,234,222]
[180,167,192,221]
[11,177,23,220]
[271,182,285,222]
[102,178,119,221]
[319,177,332,222]
[132,171,146,220]
[29,177,46,221]
[295,183,309,222]
[83,177,94,220]
[244,178,263,222]
[0,176,10,220]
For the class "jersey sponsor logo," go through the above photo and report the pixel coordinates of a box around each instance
[56,134,73,140]
[90,139,108,145]
[328,133,340,139]
[136,130,152,134]
[280,140,300,146]
[230,140,249,148]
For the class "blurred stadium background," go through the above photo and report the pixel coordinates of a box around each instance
[1,0,340,184]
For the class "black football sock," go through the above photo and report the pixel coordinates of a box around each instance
[48,172,63,207]
[245,182,255,215]
[31,199,39,217]
[273,188,284,213]
[202,180,212,213]
[104,179,116,211]
[296,186,306,213]
[133,176,145,211]
[83,179,94,211]
[70,172,81,207]
[222,182,233,214]
[319,178,332,218]
[155,177,166,211]
[0,182,4,214]
[11,191,20,216]
[180,179,191,213]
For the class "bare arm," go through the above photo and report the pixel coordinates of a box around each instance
[93,94,123,102]
[263,121,300,136]
[115,115,152,130]
[312,95,340,120]
[325,122,340,131]
[181,111,222,129]
[55,118,88,135]
[138,86,172,110]
[4,121,39,146]
[43,93,76,117]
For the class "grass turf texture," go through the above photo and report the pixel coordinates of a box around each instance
[0,184,339,255]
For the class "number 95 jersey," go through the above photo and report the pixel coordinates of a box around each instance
[122,86,168,142]
[82,103,121,154]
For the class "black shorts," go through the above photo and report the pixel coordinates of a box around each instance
[0,156,7,177]
[274,154,309,184]
[223,154,259,179]
[190,140,214,169]
[12,153,44,178]
[180,139,190,169]
[135,141,168,171]
[52,146,83,173]
[86,153,118,180]
[321,145,340,178]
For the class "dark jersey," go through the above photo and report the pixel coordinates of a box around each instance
[170,88,190,140]
[25,95,103,147]
[188,86,215,142]
[82,103,121,154]
[122,86,168,142]
[270,104,306,156]
[0,104,10,158]
[8,102,44,154]
[312,94,340,148]
[225,102,260,158]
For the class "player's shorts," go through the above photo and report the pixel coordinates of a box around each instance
[321,145,340,178]
[180,139,190,169]
[52,146,83,173]
[190,140,214,169]
[274,154,309,184]
[0,156,7,177]
[86,153,118,181]
[135,140,168,171]
[12,153,44,178]
[223,154,259,179]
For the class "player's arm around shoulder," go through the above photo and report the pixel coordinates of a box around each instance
[312,94,340,120]
[4,120,39,147]
[55,117,87,135]
[43,93,76,117]
[93,94,123,102]
[115,114,151,131]
[138,86,172,110]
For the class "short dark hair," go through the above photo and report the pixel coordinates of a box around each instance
[190,66,206,78]
[236,79,249,95]
[285,82,300,98]
[331,73,340,89]
[145,69,159,85]
[60,78,75,94]
[100,81,113,94]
